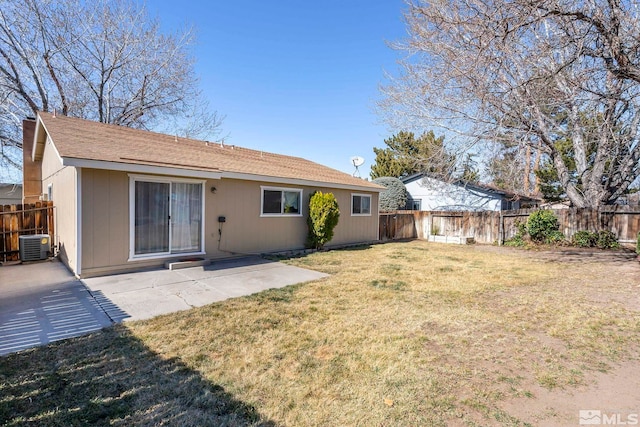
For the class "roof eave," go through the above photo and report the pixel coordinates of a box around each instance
[61,158,384,192]
[219,171,385,192]
[62,157,225,180]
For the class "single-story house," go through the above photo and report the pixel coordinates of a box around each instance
[615,192,640,206]
[23,112,383,277]
[402,173,540,211]
[539,200,571,210]
[0,183,22,205]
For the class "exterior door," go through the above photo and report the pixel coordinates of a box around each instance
[132,178,203,257]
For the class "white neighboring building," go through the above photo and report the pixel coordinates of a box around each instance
[402,174,539,211]
[0,183,21,205]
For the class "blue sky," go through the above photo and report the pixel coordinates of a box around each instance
[148,0,408,178]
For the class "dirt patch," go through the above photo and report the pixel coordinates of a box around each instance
[471,244,640,425]
[501,360,640,426]
[470,242,638,263]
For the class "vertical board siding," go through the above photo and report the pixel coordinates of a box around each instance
[380,207,640,244]
[0,202,55,261]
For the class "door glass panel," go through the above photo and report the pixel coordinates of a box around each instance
[171,183,202,253]
[134,181,169,254]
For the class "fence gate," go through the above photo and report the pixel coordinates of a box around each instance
[0,201,54,262]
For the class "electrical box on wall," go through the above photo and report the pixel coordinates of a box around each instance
[218,216,226,223]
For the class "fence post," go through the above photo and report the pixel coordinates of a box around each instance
[48,201,55,246]
[498,212,503,246]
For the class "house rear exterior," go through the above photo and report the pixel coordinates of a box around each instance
[24,112,382,277]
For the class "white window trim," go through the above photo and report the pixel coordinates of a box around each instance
[260,186,303,217]
[351,193,372,216]
[128,174,206,261]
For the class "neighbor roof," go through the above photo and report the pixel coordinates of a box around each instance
[33,112,382,192]
[401,173,541,202]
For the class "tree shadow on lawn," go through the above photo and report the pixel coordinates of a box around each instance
[0,325,276,426]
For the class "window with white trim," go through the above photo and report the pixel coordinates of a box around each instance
[261,187,303,216]
[352,193,372,215]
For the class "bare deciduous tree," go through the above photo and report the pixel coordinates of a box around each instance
[0,0,221,177]
[381,0,640,207]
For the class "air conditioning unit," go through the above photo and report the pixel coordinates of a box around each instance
[19,234,51,262]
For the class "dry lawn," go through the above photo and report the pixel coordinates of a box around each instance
[1,241,639,426]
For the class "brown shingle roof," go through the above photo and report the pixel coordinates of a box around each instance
[37,112,382,191]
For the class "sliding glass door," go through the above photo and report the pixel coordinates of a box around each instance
[170,182,202,253]
[131,177,204,258]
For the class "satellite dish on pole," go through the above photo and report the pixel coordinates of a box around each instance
[350,156,365,178]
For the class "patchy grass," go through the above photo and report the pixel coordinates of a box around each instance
[2,241,639,426]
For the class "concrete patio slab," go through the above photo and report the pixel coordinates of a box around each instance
[0,260,113,356]
[0,255,328,356]
[82,256,328,321]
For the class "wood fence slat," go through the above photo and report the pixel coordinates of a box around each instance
[1,205,6,258]
[10,205,19,261]
[379,208,640,244]
[0,202,55,262]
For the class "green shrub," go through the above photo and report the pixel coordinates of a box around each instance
[570,230,619,249]
[306,191,340,250]
[373,177,408,211]
[504,236,526,247]
[572,230,597,247]
[595,230,620,249]
[637,232,640,255]
[546,230,566,244]
[527,210,562,244]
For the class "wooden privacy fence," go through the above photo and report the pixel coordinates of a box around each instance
[380,206,640,245]
[1,202,54,262]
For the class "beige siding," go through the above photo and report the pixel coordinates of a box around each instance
[207,180,379,254]
[81,169,130,273]
[79,171,379,277]
[329,191,379,246]
[41,136,63,183]
[40,139,76,272]
[208,179,308,255]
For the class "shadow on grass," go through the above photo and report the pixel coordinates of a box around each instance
[333,243,374,252]
[0,325,277,426]
[264,243,374,262]
[531,246,638,264]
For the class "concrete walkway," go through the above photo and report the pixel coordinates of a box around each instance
[0,257,327,356]
[0,260,112,356]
